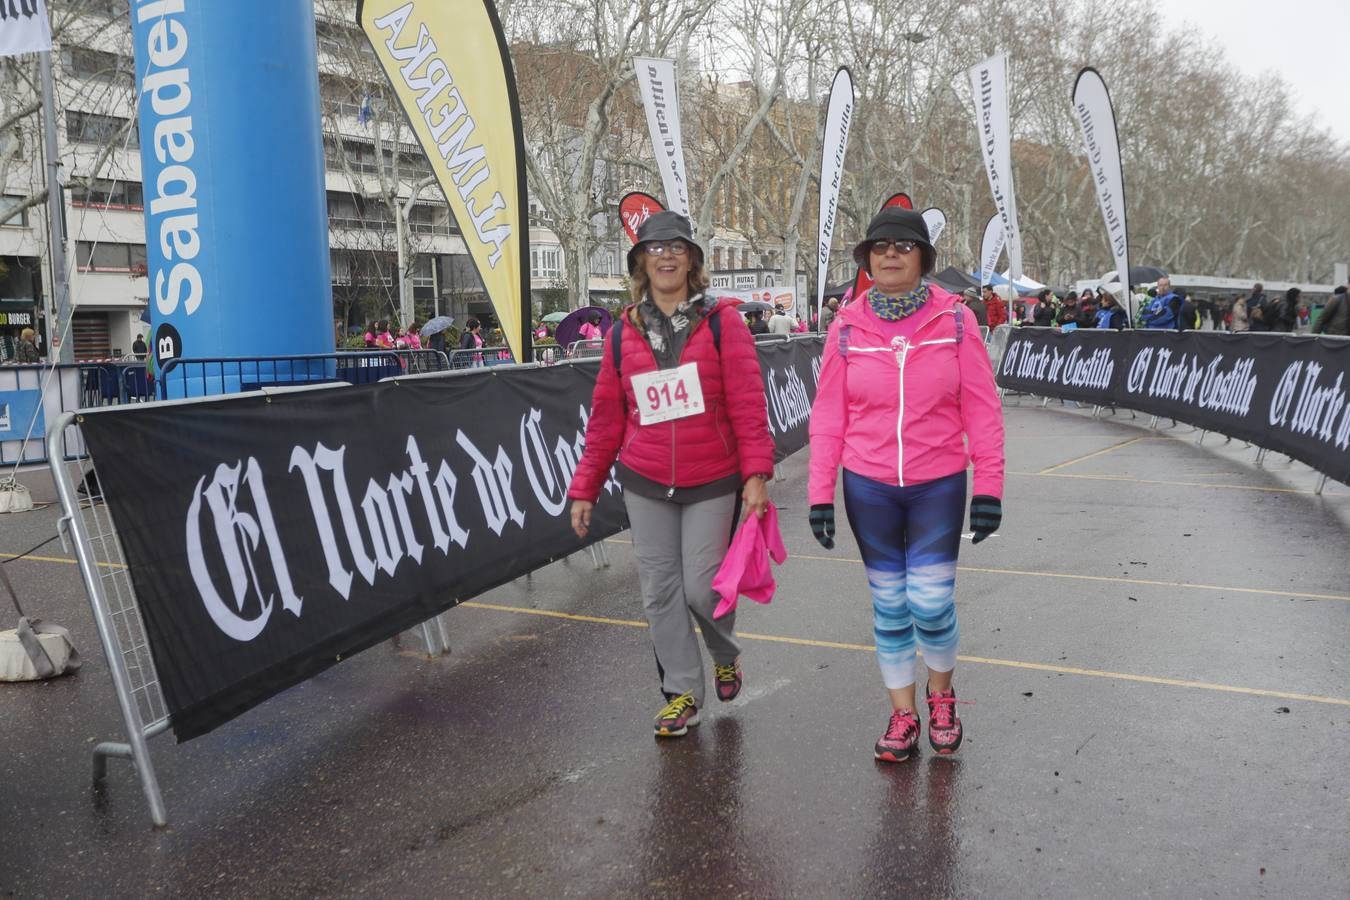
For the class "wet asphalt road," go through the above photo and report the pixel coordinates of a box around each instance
[1,401,1348,898]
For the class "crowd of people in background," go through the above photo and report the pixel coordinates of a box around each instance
[363,319,424,350]
[338,274,1349,366]
[949,278,1350,336]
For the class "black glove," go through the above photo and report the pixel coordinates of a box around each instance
[969,496,1002,544]
[809,504,836,549]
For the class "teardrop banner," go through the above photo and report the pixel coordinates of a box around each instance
[979,213,1005,288]
[358,0,531,363]
[816,68,854,328]
[633,57,691,218]
[619,191,666,245]
[921,207,947,245]
[847,192,913,304]
[1072,67,1131,319]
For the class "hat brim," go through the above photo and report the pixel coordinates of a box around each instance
[627,238,705,275]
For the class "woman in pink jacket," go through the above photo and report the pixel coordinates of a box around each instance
[808,207,1005,762]
[569,212,775,739]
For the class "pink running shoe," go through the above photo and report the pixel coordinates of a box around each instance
[874,709,921,762]
[926,685,964,754]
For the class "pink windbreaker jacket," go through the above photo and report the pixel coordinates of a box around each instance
[712,501,787,620]
[807,285,1005,506]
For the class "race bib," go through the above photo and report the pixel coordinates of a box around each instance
[632,362,705,425]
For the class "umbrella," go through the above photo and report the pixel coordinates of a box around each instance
[1099,266,1167,286]
[736,300,775,314]
[419,315,454,337]
[541,311,569,324]
[554,306,612,349]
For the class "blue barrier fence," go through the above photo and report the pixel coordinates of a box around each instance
[157,350,449,399]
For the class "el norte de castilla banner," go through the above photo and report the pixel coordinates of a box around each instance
[996,328,1350,484]
[79,339,824,741]
[359,0,529,362]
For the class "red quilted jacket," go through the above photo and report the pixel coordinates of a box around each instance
[567,299,776,503]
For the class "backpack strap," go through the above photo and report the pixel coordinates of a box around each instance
[954,307,965,344]
[838,324,851,357]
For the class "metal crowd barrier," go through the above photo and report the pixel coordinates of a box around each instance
[1,363,97,465]
[156,350,448,399]
[753,333,790,343]
[48,411,171,825]
[447,346,514,369]
[566,339,604,359]
[986,323,1015,371]
[45,386,456,828]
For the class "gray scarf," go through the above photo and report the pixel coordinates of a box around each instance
[636,293,712,369]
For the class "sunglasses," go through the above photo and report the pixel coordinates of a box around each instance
[869,239,921,255]
[643,241,690,257]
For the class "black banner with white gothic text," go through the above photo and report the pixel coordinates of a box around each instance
[996,328,1350,483]
[78,339,824,741]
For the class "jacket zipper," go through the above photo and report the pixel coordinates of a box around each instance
[665,311,715,498]
[895,338,908,486]
[888,309,954,488]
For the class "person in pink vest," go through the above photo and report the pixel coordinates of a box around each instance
[807,207,1006,762]
[568,211,775,739]
[578,311,603,342]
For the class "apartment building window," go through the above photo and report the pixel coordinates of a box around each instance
[531,246,561,279]
[327,191,394,230]
[319,74,367,119]
[712,246,723,270]
[0,196,28,227]
[316,20,375,61]
[62,47,135,86]
[66,110,137,148]
[324,136,429,179]
[75,241,147,272]
[330,252,353,286]
[70,178,143,210]
[589,246,619,277]
[411,255,435,287]
[527,198,553,225]
[408,204,453,235]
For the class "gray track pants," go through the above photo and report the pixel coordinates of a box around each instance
[624,490,741,705]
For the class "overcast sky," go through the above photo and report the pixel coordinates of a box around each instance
[1159,0,1350,146]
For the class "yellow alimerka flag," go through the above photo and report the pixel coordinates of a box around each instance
[358,0,528,362]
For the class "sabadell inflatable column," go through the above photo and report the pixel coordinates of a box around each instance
[132,0,332,396]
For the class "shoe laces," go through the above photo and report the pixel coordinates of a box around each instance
[657,692,696,720]
[885,709,919,741]
[927,690,971,730]
[714,662,739,683]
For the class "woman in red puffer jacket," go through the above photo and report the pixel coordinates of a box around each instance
[568,211,775,739]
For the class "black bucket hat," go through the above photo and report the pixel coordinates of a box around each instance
[627,211,704,274]
[851,207,935,275]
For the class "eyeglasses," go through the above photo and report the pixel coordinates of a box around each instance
[869,239,920,255]
[643,241,690,257]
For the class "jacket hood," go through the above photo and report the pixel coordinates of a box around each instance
[836,282,962,336]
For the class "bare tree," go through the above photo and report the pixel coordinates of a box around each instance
[507,0,717,309]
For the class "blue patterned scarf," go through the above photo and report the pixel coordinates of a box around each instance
[868,284,929,321]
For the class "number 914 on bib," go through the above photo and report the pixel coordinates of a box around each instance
[632,362,706,426]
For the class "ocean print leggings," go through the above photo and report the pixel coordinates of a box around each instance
[842,469,965,689]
